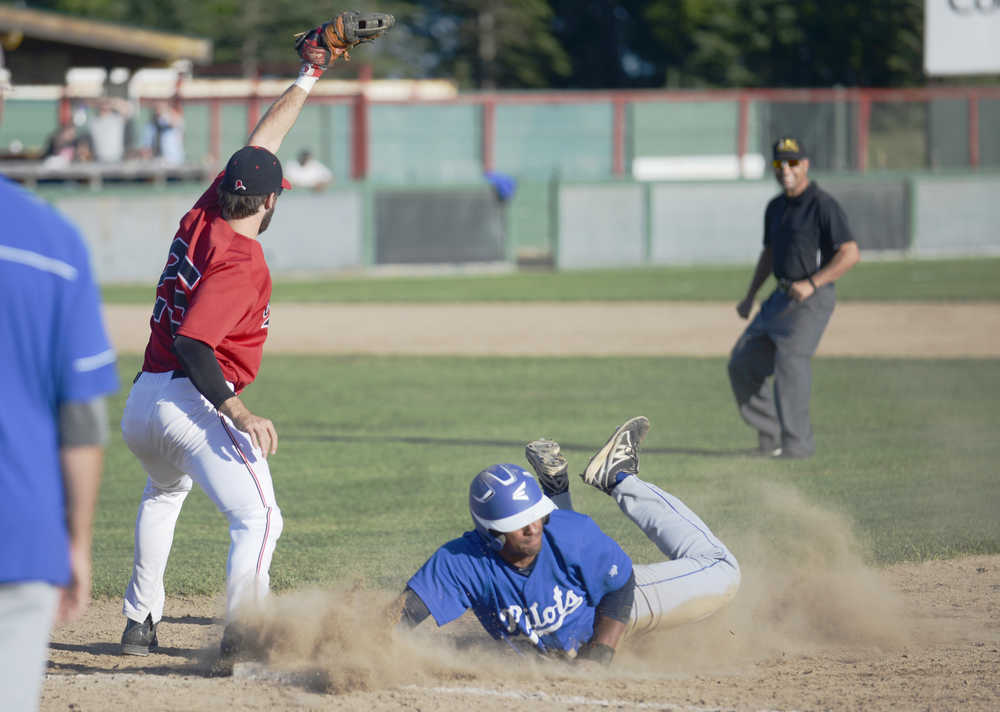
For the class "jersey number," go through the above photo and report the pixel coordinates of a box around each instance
[152,236,202,335]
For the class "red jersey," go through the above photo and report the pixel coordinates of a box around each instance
[142,174,272,393]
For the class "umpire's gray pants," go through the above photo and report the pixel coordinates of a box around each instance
[613,477,740,637]
[0,582,59,712]
[727,285,835,457]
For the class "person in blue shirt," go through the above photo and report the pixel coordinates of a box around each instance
[140,101,185,165]
[0,176,119,711]
[398,417,740,665]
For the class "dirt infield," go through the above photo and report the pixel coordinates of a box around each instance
[103,301,1000,357]
[44,554,999,711]
[41,301,999,711]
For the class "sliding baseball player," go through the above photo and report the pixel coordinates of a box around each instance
[394,417,740,664]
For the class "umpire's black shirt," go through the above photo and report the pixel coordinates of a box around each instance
[763,181,854,282]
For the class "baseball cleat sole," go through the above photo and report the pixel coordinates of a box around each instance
[580,416,650,493]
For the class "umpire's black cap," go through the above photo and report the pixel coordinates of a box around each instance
[772,136,806,161]
[221,145,292,196]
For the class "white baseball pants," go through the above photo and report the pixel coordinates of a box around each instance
[120,371,283,625]
[0,582,59,712]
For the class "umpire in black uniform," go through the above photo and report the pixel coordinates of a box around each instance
[728,137,860,458]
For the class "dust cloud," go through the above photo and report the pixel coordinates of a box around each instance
[231,587,568,693]
[623,480,910,673]
[234,481,909,688]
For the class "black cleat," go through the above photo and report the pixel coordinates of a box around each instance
[219,621,268,662]
[219,622,246,660]
[121,614,158,656]
[525,439,569,496]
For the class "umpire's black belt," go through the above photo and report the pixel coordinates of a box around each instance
[778,275,821,293]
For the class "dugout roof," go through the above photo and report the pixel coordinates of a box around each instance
[0,6,211,84]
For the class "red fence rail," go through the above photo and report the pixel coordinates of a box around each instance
[46,84,1000,178]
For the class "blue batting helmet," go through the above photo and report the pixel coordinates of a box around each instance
[469,463,556,551]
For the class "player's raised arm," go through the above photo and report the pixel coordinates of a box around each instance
[244,85,311,156]
[247,12,394,154]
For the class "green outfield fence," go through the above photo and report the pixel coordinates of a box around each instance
[3,86,1000,185]
[29,172,1000,284]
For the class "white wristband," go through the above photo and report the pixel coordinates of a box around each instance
[294,72,319,92]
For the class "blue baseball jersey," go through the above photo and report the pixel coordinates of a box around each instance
[407,509,632,654]
[0,177,118,585]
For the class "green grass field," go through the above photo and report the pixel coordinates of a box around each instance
[93,352,1000,600]
[100,256,1000,304]
[90,257,999,602]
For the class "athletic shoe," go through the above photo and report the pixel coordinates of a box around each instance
[213,622,249,676]
[219,621,269,663]
[525,439,569,496]
[120,614,158,656]
[757,435,781,457]
[580,416,650,493]
[219,621,249,660]
[777,448,812,460]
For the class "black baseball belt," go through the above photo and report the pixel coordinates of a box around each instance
[132,369,188,384]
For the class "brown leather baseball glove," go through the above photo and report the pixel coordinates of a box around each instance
[295,10,395,66]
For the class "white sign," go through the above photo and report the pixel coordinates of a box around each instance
[925,0,1000,75]
[632,154,766,181]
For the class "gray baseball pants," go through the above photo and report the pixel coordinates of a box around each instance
[554,476,740,636]
[0,582,59,712]
[614,476,740,635]
[727,285,836,458]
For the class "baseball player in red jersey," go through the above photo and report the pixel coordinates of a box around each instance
[118,30,347,659]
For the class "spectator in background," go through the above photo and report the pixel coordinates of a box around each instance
[42,123,94,168]
[0,175,119,712]
[141,101,185,165]
[88,96,134,163]
[284,148,332,191]
[73,135,95,163]
[42,124,79,167]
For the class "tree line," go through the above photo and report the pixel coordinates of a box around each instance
[28,0,931,88]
